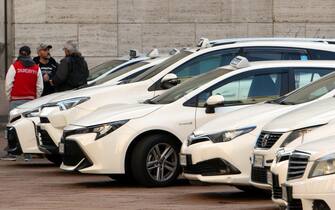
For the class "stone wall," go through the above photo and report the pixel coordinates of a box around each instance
[2,0,335,116]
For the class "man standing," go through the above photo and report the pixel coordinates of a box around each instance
[33,43,58,96]
[2,46,43,160]
[50,40,89,91]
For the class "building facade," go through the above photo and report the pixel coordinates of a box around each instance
[1,0,335,116]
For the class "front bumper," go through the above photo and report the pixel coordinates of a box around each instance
[286,175,335,210]
[270,160,289,207]
[181,133,257,185]
[38,106,91,154]
[7,117,42,155]
[60,125,136,174]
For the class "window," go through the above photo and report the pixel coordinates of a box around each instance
[87,59,127,81]
[294,68,333,89]
[309,49,335,60]
[272,69,335,105]
[196,72,283,107]
[243,47,309,61]
[171,48,240,81]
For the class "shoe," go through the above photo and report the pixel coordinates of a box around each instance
[24,154,32,162]
[0,154,17,161]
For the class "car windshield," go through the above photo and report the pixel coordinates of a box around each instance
[271,72,335,105]
[129,51,193,83]
[87,59,127,81]
[92,61,149,85]
[147,68,232,104]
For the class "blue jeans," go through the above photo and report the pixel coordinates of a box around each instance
[9,100,30,111]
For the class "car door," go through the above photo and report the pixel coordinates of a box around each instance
[187,68,289,128]
[151,48,241,96]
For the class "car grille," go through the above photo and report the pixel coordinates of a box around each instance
[183,158,240,176]
[255,132,282,149]
[287,151,310,180]
[272,174,282,199]
[251,166,269,184]
[40,117,50,123]
[62,140,92,169]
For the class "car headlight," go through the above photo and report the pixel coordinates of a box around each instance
[22,108,40,118]
[64,120,129,140]
[280,125,325,147]
[208,126,256,143]
[48,97,90,110]
[309,153,335,178]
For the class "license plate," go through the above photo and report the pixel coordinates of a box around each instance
[59,143,64,154]
[253,155,264,168]
[282,186,288,201]
[180,154,187,166]
[267,171,273,185]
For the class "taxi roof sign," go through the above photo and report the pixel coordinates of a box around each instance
[197,38,211,48]
[230,56,250,69]
[147,48,159,58]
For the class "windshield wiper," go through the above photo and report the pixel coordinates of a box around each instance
[279,101,296,105]
[144,99,157,104]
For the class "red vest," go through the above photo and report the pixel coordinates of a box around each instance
[10,60,39,101]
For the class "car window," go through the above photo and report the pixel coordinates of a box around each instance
[294,68,333,89]
[92,61,149,85]
[309,49,335,60]
[171,48,240,82]
[129,51,193,83]
[87,59,128,81]
[272,69,335,105]
[196,72,283,107]
[243,47,309,61]
[147,68,233,105]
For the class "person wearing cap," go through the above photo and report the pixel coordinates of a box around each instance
[49,40,89,91]
[2,46,43,161]
[33,43,58,96]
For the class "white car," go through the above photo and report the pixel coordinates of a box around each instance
[5,54,169,162]
[269,120,335,207]
[281,137,335,210]
[180,66,335,191]
[36,39,335,163]
[59,58,335,187]
[251,94,335,191]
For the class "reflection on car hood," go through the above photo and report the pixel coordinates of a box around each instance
[263,98,335,132]
[70,103,162,127]
[294,137,335,161]
[194,103,296,136]
[17,91,71,110]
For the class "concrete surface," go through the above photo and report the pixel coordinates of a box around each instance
[0,132,278,210]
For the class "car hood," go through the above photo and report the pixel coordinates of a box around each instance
[295,137,335,161]
[193,103,294,136]
[48,81,150,110]
[263,98,335,132]
[16,91,71,111]
[70,103,162,127]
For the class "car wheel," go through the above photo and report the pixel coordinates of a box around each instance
[130,134,180,187]
[45,154,62,166]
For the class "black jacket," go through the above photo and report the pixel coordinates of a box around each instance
[52,55,89,92]
[33,56,58,96]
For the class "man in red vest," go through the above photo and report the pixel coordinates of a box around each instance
[5,46,43,110]
[2,46,43,160]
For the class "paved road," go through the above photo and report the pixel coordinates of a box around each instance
[0,132,278,210]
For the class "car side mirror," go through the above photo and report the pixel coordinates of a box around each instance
[205,95,225,114]
[160,73,180,89]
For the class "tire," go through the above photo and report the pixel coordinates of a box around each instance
[130,134,181,187]
[45,154,62,166]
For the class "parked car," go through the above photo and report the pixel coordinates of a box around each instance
[250,95,335,191]
[36,39,335,165]
[281,137,335,210]
[270,119,335,207]
[58,58,335,187]
[5,53,169,161]
[180,66,335,191]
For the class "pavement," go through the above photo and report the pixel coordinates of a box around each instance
[0,129,279,210]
